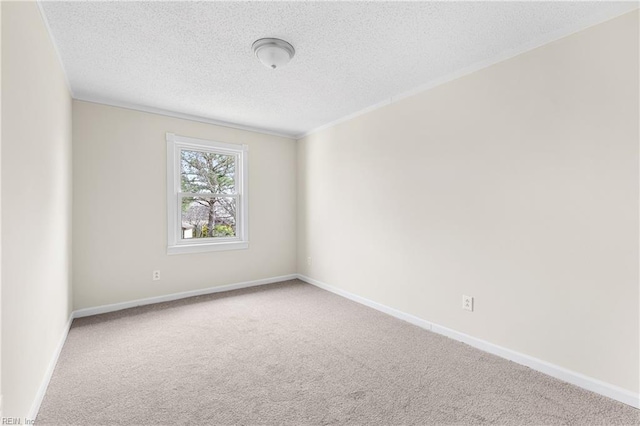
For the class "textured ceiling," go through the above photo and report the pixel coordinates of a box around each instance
[40,1,636,138]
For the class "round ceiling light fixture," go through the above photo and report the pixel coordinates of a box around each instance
[252,38,295,70]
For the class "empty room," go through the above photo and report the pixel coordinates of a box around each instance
[1,0,639,424]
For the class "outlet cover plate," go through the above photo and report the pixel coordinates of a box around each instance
[462,295,473,311]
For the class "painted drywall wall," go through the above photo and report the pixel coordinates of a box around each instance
[0,2,3,416]
[297,11,639,394]
[72,101,297,309]
[1,2,73,419]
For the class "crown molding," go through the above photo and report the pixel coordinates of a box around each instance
[36,1,637,142]
[36,1,74,97]
[73,95,296,140]
[295,5,639,140]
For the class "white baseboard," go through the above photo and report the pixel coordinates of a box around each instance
[28,273,298,420]
[73,274,298,318]
[28,314,74,421]
[27,272,639,421]
[299,274,435,332]
[296,274,640,410]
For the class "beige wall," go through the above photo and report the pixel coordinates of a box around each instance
[297,11,639,393]
[1,2,73,419]
[0,1,3,416]
[72,101,297,310]
[1,2,636,416]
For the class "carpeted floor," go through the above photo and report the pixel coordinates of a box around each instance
[38,280,639,425]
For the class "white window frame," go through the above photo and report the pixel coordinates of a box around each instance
[166,133,249,255]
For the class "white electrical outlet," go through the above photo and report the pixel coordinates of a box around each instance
[462,295,473,312]
[307,257,312,266]
[153,270,161,281]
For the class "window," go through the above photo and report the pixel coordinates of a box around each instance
[166,133,248,254]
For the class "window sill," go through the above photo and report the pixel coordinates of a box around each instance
[167,241,249,255]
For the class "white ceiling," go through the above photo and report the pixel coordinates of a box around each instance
[40,1,636,138]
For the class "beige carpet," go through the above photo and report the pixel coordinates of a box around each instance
[38,280,639,425]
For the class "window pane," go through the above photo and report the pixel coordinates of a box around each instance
[181,150,236,194]
[181,197,236,239]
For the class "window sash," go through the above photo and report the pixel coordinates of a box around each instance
[176,193,241,244]
[179,148,240,195]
